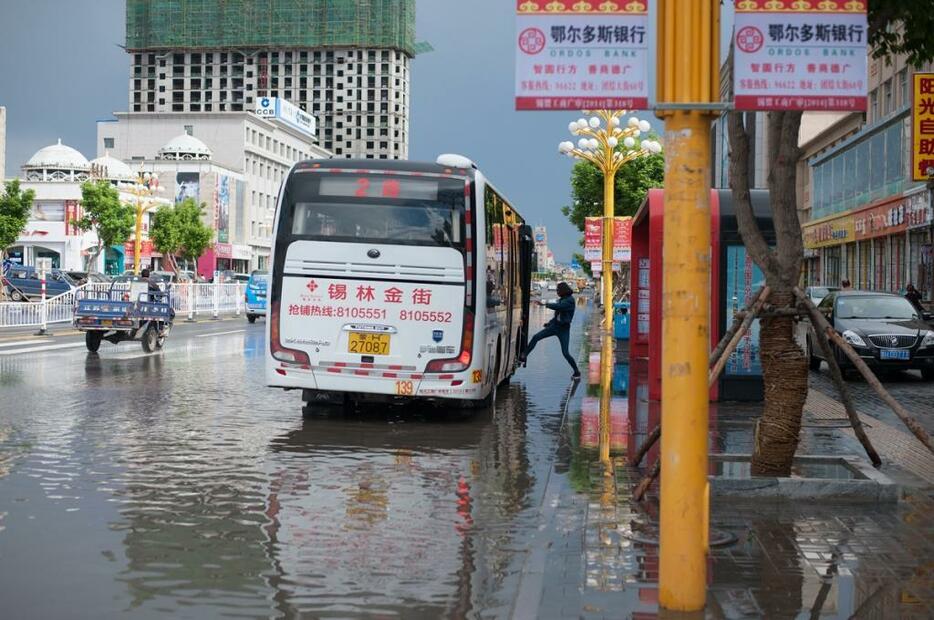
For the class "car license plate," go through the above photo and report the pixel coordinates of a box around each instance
[348,332,390,355]
[880,349,909,360]
[101,319,112,326]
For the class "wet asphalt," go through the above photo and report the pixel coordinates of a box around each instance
[0,304,588,619]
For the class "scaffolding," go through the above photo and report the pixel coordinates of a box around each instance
[126,0,417,56]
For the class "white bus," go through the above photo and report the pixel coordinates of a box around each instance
[266,155,534,410]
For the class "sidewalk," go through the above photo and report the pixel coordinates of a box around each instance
[513,307,934,619]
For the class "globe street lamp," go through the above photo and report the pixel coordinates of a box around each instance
[120,170,170,275]
[559,110,662,332]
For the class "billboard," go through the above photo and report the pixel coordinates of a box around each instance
[515,0,649,111]
[733,0,867,111]
[912,73,934,181]
[176,172,200,205]
[255,97,316,138]
[724,245,765,377]
[214,174,231,243]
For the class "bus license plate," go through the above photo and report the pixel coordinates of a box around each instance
[348,332,390,355]
[880,349,909,360]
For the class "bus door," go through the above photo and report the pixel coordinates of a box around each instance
[518,224,534,352]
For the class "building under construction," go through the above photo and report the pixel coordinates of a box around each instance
[125,0,420,159]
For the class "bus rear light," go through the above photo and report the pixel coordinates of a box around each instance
[426,309,473,373]
[269,301,311,369]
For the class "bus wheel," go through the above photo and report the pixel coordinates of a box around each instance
[85,331,103,352]
[247,314,257,324]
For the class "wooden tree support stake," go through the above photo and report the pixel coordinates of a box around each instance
[633,460,660,502]
[630,425,660,467]
[794,287,934,456]
[800,300,882,467]
[709,286,771,388]
[709,286,770,366]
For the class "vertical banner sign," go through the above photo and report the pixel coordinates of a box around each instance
[613,216,633,262]
[515,0,649,111]
[733,0,867,111]
[912,73,934,182]
[583,217,602,261]
[64,200,79,236]
[214,174,230,243]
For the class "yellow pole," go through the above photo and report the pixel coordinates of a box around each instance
[602,171,614,334]
[133,196,144,275]
[599,333,614,467]
[655,0,719,612]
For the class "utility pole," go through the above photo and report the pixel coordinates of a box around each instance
[655,0,720,612]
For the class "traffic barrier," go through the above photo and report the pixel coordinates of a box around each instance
[0,282,246,329]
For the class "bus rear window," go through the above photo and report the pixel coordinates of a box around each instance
[287,174,466,248]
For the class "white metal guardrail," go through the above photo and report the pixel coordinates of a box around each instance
[0,282,246,329]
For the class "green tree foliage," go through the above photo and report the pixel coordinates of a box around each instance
[150,198,213,273]
[560,146,664,233]
[868,0,934,68]
[0,180,35,260]
[74,180,135,271]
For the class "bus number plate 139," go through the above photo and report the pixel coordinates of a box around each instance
[348,332,391,355]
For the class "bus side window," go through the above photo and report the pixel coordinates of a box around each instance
[485,187,504,309]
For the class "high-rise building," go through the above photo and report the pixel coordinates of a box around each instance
[124,0,418,160]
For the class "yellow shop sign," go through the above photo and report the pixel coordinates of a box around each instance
[803,215,855,249]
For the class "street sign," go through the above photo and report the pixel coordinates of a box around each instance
[733,0,867,111]
[911,73,934,181]
[514,0,649,111]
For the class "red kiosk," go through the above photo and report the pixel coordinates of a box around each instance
[628,188,773,416]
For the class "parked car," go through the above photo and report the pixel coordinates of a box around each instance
[65,271,110,286]
[806,291,934,380]
[244,270,268,323]
[2,266,76,301]
[804,285,839,306]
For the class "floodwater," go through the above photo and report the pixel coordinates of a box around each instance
[0,305,587,619]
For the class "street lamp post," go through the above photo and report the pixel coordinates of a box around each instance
[120,171,167,275]
[559,111,661,334]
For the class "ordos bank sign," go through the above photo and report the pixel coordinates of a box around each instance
[254,97,316,138]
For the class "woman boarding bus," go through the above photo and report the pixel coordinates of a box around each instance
[266,155,534,412]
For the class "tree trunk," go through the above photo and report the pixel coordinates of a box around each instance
[728,103,809,477]
[85,242,103,272]
[752,289,808,476]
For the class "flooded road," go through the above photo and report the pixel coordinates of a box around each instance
[0,304,588,619]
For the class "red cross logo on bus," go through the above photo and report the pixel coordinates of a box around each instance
[306,280,319,293]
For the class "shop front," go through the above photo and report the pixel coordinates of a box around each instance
[805,193,931,295]
[853,195,910,293]
[802,212,855,287]
[906,189,933,299]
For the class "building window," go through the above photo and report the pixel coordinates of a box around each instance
[869,90,878,121]
[883,79,892,116]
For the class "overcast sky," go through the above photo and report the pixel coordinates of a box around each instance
[0,0,735,262]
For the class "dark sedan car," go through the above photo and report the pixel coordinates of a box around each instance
[807,291,934,380]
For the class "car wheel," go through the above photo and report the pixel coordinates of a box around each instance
[922,367,934,381]
[10,289,26,302]
[807,338,821,371]
[85,331,103,353]
[247,314,257,324]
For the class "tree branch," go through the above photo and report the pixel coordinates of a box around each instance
[727,110,779,276]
